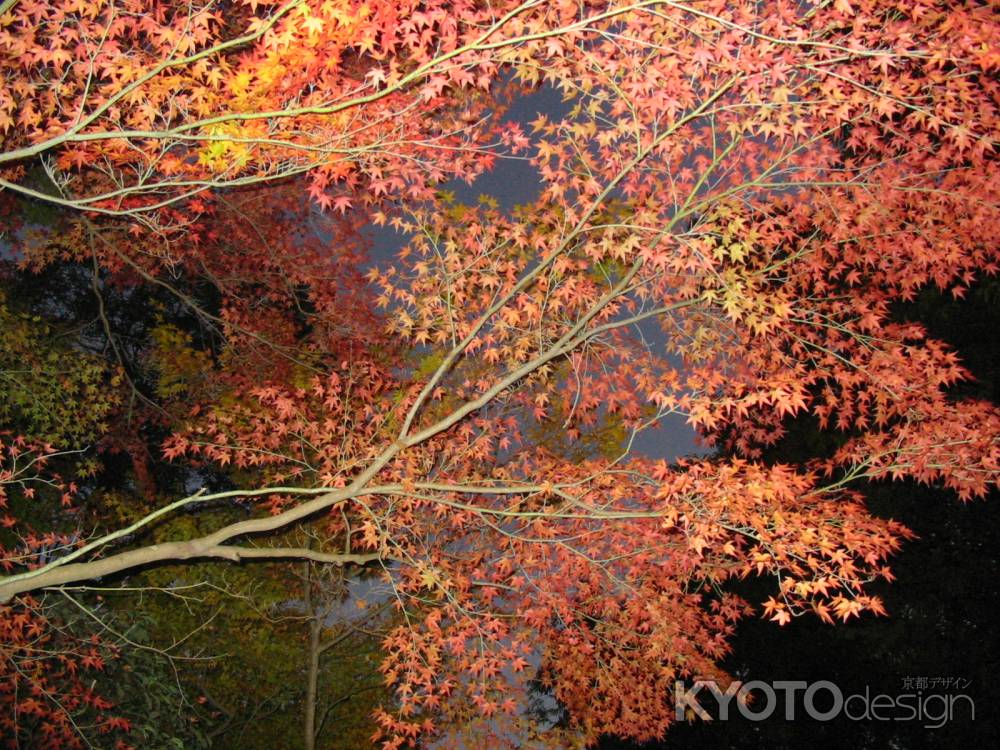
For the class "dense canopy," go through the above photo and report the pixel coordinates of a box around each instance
[1,1,998,747]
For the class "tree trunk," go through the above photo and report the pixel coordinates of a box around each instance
[304,615,321,750]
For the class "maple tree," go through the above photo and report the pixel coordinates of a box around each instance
[2,0,1000,747]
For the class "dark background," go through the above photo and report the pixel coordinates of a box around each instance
[597,282,1000,749]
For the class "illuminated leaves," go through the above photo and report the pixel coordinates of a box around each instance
[1,1,999,748]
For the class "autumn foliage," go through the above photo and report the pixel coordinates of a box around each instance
[1,0,999,747]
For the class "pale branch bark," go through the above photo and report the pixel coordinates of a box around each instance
[1,224,688,604]
[0,415,405,601]
[226,548,387,565]
[0,486,359,602]
[0,426,945,603]
[0,537,385,603]
[0,225,676,601]
[0,0,304,167]
[398,77,737,440]
[0,73,735,606]
[0,486,331,591]
[0,2,759,216]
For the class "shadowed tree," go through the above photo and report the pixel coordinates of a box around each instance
[1,1,999,748]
